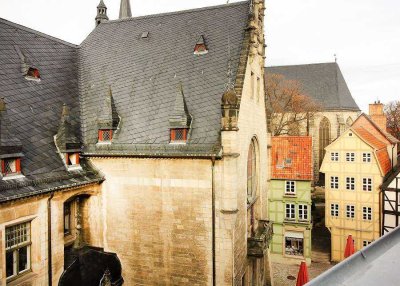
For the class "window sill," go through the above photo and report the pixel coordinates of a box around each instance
[283,194,297,198]
[7,270,36,286]
[25,76,41,82]
[67,165,82,171]
[97,141,112,145]
[169,141,187,145]
[2,174,25,181]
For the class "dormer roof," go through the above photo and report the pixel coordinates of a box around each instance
[56,104,81,152]
[169,84,191,129]
[97,87,120,130]
[0,98,23,158]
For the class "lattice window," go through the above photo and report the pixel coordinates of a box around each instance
[98,129,112,142]
[331,204,339,217]
[1,158,21,176]
[298,204,308,220]
[362,206,372,220]
[331,176,339,189]
[285,203,295,220]
[170,128,188,142]
[6,222,31,279]
[346,205,355,218]
[363,178,372,191]
[285,181,296,195]
[346,177,355,190]
[362,152,371,163]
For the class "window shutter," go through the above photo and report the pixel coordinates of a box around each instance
[15,159,21,173]
[183,129,187,141]
[171,129,175,141]
[98,130,103,141]
[109,130,113,140]
[75,153,80,165]
[65,153,69,165]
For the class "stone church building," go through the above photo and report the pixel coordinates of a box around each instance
[0,0,271,285]
[265,63,361,183]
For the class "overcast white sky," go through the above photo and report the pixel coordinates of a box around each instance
[1,0,399,112]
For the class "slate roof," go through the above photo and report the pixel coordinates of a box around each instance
[0,18,103,202]
[78,1,250,156]
[271,136,313,181]
[265,63,360,111]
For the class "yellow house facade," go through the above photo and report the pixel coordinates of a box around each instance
[320,118,394,262]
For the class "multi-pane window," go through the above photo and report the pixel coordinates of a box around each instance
[346,152,355,162]
[331,204,339,217]
[1,158,21,176]
[331,176,339,189]
[331,152,339,162]
[285,203,295,220]
[363,240,371,247]
[98,129,112,142]
[362,152,372,163]
[346,205,355,219]
[285,181,296,195]
[170,128,188,143]
[362,206,372,221]
[346,177,355,190]
[363,178,372,191]
[6,222,31,280]
[64,201,72,235]
[298,204,309,220]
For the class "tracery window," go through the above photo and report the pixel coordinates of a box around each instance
[6,222,31,280]
[319,117,331,167]
[247,138,258,238]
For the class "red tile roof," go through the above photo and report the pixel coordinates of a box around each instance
[271,136,313,181]
[353,127,387,150]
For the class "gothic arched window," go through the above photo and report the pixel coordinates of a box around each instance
[247,139,258,202]
[319,117,331,167]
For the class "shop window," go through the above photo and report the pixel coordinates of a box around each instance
[285,233,304,256]
[6,222,31,280]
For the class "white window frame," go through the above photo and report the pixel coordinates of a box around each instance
[346,152,355,162]
[362,178,372,192]
[346,205,355,219]
[362,152,372,163]
[331,203,339,217]
[285,203,295,220]
[298,204,309,221]
[330,176,339,189]
[362,206,372,221]
[285,181,296,195]
[5,222,31,281]
[331,152,339,162]
[346,177,355,190]
[363,240,371,247]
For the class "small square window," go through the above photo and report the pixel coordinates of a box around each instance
[346,177,355,190]
[331,176,339,189]
[331,204,339,217]
[1,158,21,176]
[346,152,355,162]
[362,206,372,221]
[362,153,371,163]
[98,129,112,142]
[170,128,188,142]
[346,205,355,219]
[331,152,339,162]
[285,181,296,195]
[362,178,372,191]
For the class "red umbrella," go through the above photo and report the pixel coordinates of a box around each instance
[296,261,309,286]
[344,234,355,258]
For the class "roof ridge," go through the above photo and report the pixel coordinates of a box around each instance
[352,125,388,149]
[0,17,77,48]
[104,0,249,24]
[265,62,337,68]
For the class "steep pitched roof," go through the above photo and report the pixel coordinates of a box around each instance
[79,1,250,156]
[265,62,360,111]
[0,18,102,202]
[353,113,399,144]
[271,136,313,181]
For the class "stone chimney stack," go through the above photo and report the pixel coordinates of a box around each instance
[369,100,387,131]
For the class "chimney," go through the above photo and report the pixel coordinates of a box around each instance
[369,101,387,131]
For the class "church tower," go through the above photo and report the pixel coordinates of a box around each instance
[95,0,109,27]
[119,0,132,19]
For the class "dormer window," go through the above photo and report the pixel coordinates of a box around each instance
[170,128,188,143]
[66,153,80,166]
[98,129,112,143]
[1,158,21,177]
[25,67,40,81]
[194,35,208,55]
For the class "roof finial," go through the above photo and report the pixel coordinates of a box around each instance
[334,53,337,63]
[95,0,109,27]
[225,37,234,91]
[119,0,132,19]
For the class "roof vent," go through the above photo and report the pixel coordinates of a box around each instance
[141,32,149,38]
[25,67,41,81]
[194,35,208,55]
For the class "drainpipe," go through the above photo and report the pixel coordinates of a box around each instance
[47,192,54,286]
[211,156,216,286]
[391,145,395,170]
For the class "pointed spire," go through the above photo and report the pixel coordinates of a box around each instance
[95,0,109,27]
[119,0,132,19]
[0,98,23,157]
[55,104,80,152]
[98,86,120,129]
[169,84,192,128]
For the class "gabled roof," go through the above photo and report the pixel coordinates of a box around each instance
[265,62,360,111]
[354,113,399,144]
[271,136,313,181]
[79,1,250,156]
[0,18,102,202]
